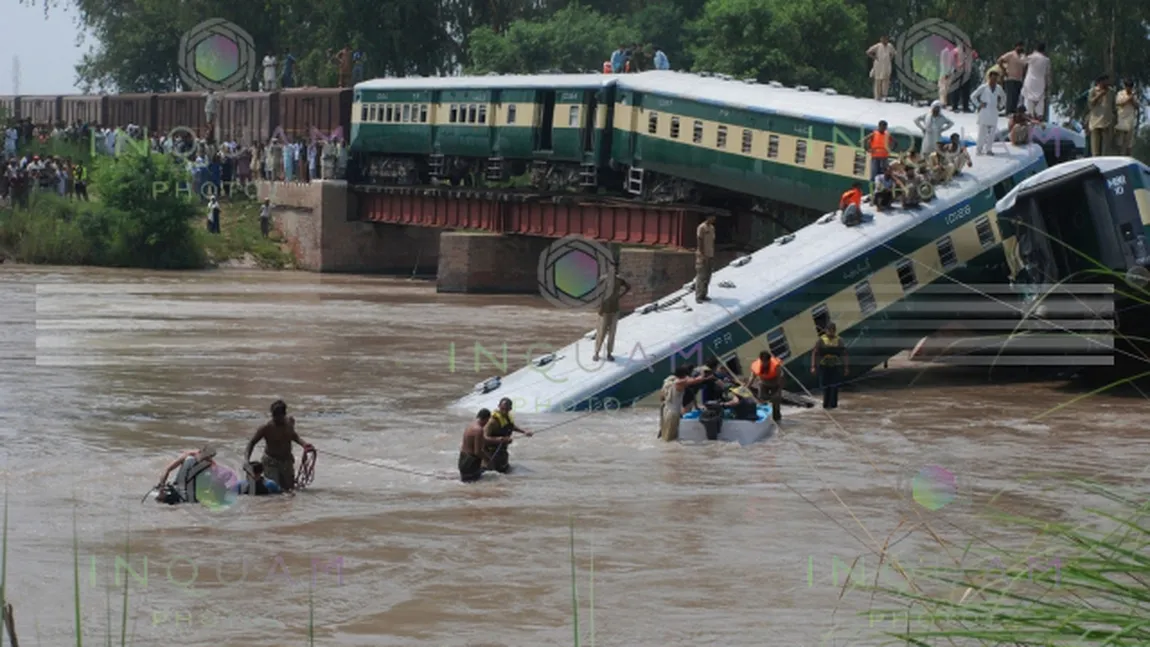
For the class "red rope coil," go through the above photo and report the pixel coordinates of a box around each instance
[295,447,317,490]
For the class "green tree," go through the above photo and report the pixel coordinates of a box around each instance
[467,5,640,74]
[90,151,205,268]
[689,0,867,95]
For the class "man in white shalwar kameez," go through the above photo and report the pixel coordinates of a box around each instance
[867,36,897,101]
[971,70,1006,155]
[1021,43,1051,120]
[914,101,955,155]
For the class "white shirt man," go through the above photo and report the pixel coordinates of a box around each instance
[262,55,277,91]
[914,102,955,155]
[867,37,897,101]
[1021,45,1051,119]
[971,72,1006,155]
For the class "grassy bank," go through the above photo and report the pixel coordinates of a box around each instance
[198,200,295,269]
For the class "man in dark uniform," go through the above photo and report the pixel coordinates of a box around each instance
[810,322,848,409]
[244,400,314,491]
[483,398,533,474]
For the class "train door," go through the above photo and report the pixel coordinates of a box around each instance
[537,90,556,151]
[628,92,643,162]
[582,89,597,153]
[490,90,502,154]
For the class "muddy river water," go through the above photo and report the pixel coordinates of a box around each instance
[0,266,1146,646]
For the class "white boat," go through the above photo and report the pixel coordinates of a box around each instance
[677,404,777,445]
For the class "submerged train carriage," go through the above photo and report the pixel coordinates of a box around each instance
[610,72,1083,214]
[996,157,1150,373]
[453,146,1050,413]
[350,75,616,188]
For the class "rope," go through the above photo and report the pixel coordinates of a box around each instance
[295,446,317,489]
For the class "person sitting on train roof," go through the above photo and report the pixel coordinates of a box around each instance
[1009,106,1039,146]
[926,150,951,183]
[942,134,973,177]
[872,167,896,211]
[838,182,864,226]
[899,167,923,209]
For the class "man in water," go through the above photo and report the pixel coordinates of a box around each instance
[459,408,492,482]
[484,398,534,474]
[245,400,314,492]
[811,322,848,409]
[236,462,283,496]
[155,444,219,505]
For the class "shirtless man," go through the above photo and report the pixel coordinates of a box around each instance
[459,408,492,482]
[244,400,313,492]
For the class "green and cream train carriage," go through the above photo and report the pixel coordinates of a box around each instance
[454,145,1051,413]
[351,75,616,188]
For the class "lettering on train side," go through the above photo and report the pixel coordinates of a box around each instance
[944,203,973,226]
[842,258,872,281]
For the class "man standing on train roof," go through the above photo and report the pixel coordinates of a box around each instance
[915,101,954,156]
[245,400,314,492]
[695,214,716,303]
[866,35,897,101]
[262,53,277,91]
[751,350,783,423]
[484,398,534,474]
[811,322,848,409]
[155,444,219,505]
[459,408,492,483]
[592,271,630,362]
[654,47,670,71]
[864,121,895,180]
[281,50,297,89]
[972,70,1006,156]
[611,45,626,74]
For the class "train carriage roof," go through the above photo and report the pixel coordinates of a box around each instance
[356,74,614,92]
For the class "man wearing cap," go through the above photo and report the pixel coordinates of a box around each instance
[245,400,314,492]
[155,444,219,504]
[914,101,954,156]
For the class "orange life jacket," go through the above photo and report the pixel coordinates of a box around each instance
[870,131,890,158]
[840,187,862,209]
[603,61,612,74]
[751,357,781,381]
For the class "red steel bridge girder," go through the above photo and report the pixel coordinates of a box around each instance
[353,189,716,249]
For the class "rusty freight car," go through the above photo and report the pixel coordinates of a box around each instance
[61,95,108,126]
[218,92,278,145]
[0,96,16,121]
[156,92,208,138]
[278,88,351,143]
[20,96,62,125]
[107,94,157,131]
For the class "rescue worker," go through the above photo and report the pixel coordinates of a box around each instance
[695,214,716,303]
[864,121,896,181]
[244,400,314,492]
[236,462,283,496]
[751,350,783,423]
[155,444,219,505]
[592,272,630,362]
[839,182,863,226]
[459,408,492,482]
[659,365,709,442]
[810,322,848,409]
[484,398,534,474]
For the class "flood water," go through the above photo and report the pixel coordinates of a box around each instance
[0,265,1146,646]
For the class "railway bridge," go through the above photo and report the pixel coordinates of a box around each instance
[257,180,765,309]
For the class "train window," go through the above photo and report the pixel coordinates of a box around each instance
[795,140,808,165]
[855,281,878,316]
[468,105,477,123]
[766,328,791,360]
[974,216,995,248]
[404,105,412,123]
[360,105,368,121]
[693,120,703,144]
[670,117,680,139]
[822,145,835,170]
[507,105,517,124]
[478,105,487,124]
[853,150,866,176]
[420,105,428,123]
[936,236,958,270]
[648,112,658,134]
[716,126,728,149]
[369,105,378,122]
[388,105,396,122]
[741,129,752,154]
[896,259,919,292]
[569,106,580,127]
[811,304,830,334]
[767,134,779,159]
[449,105,458,123]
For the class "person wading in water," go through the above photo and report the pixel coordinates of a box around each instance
[483,398,534,474]
[459,408,492,482]
[810,322,848,409]
[751,350,784,423]
[244,400,314,491]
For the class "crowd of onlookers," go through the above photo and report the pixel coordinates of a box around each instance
[605,44,671,74]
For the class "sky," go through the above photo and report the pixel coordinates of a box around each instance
[1,2,90,94]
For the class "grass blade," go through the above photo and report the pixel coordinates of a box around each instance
[72,506,82,647]
[569,514,579,647]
